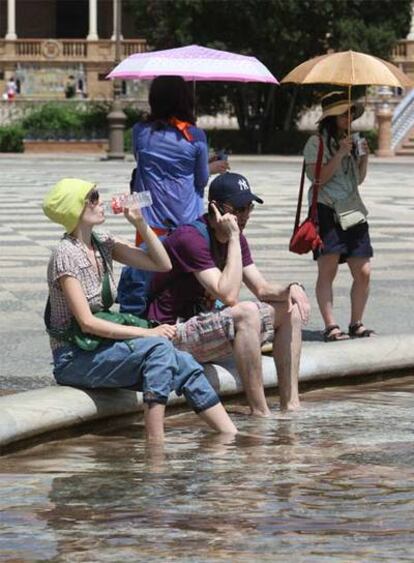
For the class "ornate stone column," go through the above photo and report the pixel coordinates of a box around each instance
[376,107,393,157]
[87,0,99,41]
[107,0,126,159]
[111,0,123,41]
[5,0,17,40]
[376,88,394,157]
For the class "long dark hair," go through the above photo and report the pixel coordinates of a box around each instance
[318,116,340,156]
[148,76,195,127]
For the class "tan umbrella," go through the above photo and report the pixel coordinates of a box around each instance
[281,50,412,88]
[281,50,413,131]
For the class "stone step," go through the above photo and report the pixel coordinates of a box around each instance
[395,129,414,155]
[395,147,414,155]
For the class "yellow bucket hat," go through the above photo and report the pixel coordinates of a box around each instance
[42,178,96,233]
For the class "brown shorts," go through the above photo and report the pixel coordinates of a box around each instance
[173,302,274,363]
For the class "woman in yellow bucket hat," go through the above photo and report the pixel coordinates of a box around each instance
[43,178,237,442]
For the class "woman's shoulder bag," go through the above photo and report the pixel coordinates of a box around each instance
[289,136,324,255]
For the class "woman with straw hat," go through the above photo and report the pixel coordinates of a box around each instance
[42,178,237,442]
[303,91,375,342]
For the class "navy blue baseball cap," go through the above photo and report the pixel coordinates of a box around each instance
[208,172,264,207]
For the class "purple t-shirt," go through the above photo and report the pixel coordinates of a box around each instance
[147,216,253,324]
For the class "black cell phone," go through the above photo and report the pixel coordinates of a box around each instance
[129,167,137,194]
[215,149,228,161]
[208,201,225,216]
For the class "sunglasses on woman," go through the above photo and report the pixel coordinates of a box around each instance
[86,189,100,205]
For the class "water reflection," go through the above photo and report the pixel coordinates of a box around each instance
[1,376,414,561]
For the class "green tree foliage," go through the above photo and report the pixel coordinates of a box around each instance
[329,0,411,55]
[0,125,24,152]
[126,0,411,152]
[19,102,145,140]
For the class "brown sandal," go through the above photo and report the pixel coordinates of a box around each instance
[349,321,376,338]
[323,324,350,342]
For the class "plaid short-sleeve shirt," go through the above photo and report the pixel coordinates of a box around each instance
[47,231,116,351]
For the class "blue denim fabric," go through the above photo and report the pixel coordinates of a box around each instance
[53,337,219,413]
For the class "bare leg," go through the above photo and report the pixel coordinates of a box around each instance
[269,302,302,411]
[231,301,271,417]
[348,257,371,326]
[144,403,165,443]
[144,442,166,474]
[316,253,341,330]
[198,403,238,435]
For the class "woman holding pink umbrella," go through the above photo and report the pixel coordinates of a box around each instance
[131,75,228,245]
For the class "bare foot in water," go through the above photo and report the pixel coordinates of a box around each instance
[280,399,301,413]
[250,407,273,418]
[226,405,273,417]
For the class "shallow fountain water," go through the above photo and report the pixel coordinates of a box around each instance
[1,376,413,562]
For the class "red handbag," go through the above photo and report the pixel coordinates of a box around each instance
[289,136,324,255]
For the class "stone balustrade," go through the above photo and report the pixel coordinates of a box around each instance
[0,39,147,64]
[392,39,414,65]
[197,114,239,130]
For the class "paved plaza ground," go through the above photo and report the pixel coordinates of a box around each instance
[0,153,413,391]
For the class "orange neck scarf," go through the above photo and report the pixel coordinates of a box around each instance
[168,117,194,142]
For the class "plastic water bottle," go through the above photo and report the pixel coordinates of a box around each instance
[103,191,153,214]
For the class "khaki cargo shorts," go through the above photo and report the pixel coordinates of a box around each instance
[173,301,274,363]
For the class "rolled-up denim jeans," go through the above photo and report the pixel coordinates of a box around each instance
[53,336,219,413]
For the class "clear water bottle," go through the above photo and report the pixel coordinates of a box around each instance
[352,133,367,157]
[103,191,153,214]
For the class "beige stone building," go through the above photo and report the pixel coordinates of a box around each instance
[0,0,413,155]
[0,0,146,99]
[0,0,413,101]
[391,1,414,79]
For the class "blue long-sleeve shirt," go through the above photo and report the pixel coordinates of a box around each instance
[132,122,209,228]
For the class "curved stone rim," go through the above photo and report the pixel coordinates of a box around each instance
[1,334,413,454]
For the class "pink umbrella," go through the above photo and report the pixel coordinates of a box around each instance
[107,44,278,84]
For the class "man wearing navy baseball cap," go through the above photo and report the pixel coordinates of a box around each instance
[209,172,264,207]
[208,172,264,232]
[132,172,310,415]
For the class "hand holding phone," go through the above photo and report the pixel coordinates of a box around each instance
[215,149,228,162]
[208,149,230,175]
[208,201,225,216]
[209,201,239,236]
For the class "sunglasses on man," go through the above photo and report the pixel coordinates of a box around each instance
[221,202,255,215]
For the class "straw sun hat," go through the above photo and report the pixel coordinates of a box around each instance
[317,91,364,123]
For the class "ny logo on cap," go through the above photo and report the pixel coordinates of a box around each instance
[238,178,249,191]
